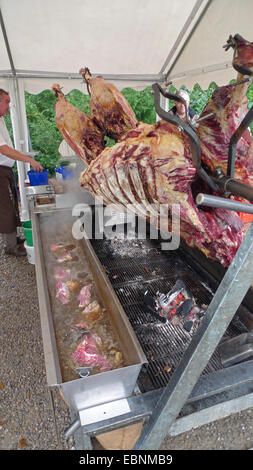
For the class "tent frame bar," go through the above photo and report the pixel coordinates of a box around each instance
[165,0,213,81]
[0,69,164,82]
[0,7,16,76]
[160,0,209,75]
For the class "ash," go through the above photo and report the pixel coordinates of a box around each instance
[102,232,153,258]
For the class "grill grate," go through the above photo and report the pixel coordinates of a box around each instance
[90,235,245,393]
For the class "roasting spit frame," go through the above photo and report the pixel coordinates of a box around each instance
[30,202,253,451]
[30,86,253,447]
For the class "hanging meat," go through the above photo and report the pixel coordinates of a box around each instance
[52,34,253,267]
[80,118,244,267]
[197,35,253,185]
[80,67,138,140]
[52,84,105,164]
[79,34,253,267]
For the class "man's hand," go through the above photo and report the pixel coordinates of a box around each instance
[31,159,43,172]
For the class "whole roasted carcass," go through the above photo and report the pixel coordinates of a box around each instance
[52,83,105,164]
[80,67,138,141]
[53,34,253,267]
[52,69,138,164]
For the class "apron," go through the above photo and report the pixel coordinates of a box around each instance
[0,165,21,234]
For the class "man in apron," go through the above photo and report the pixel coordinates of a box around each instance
[0,89,43,256]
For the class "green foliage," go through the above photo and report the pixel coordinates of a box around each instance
[66,89,91,115]
[247,82,253,135]
[24,90,62,176]
[122,86,156,124]
[4,79,253,179]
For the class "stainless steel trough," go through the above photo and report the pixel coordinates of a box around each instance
[31,208,147,414]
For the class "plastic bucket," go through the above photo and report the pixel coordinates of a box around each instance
[55,165,74,180]
[27,169,49,186]
[24,241,35,265]
[22,220,33,247]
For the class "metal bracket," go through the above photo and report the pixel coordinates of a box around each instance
[152,83,218,192]
[219,331,253,368]
[227,105,253,179]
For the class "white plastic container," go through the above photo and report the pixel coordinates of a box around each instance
[24,241,35,265]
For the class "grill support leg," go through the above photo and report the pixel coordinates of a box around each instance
[134,222,253,450]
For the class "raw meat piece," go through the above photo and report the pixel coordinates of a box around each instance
[82,301,102,315]
[55,280,70,304]
[71,334,111,371]
[52,84,105,164]
[80,67,138,141]
[66,280,80,292]
[50,243,64,252]
[82,301,104,325]
[78,284,92,307]
[53,267,71,281]
[57,251,73,263]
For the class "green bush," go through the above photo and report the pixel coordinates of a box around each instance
[5,79,253,180]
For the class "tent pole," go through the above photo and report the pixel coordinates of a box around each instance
[9,78,30,221]
[0,8,30,221]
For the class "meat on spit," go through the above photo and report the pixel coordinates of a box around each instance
[52,83,105,164]
[80,67,138,141]
[197,37,253,186]
[53,34,253,267]
[80,119,244,267]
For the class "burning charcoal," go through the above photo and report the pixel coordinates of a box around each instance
[197,308,207,319]
[176,298,194,317]
[183,320,194,332]
[78,284,92,308]
[142,289,167,323]
[55,280,70,304]
[142,290,158,312]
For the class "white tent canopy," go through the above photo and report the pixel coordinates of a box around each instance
[1,0,253,92]
[0,0,253,219]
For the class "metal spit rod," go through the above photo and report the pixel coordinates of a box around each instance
[196,193,253,214]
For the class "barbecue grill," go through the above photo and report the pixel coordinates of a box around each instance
[30,198,253,450]
[27,82,253,449]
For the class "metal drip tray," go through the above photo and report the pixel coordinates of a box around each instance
[31,210,147,413]
[90,235,248,393]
